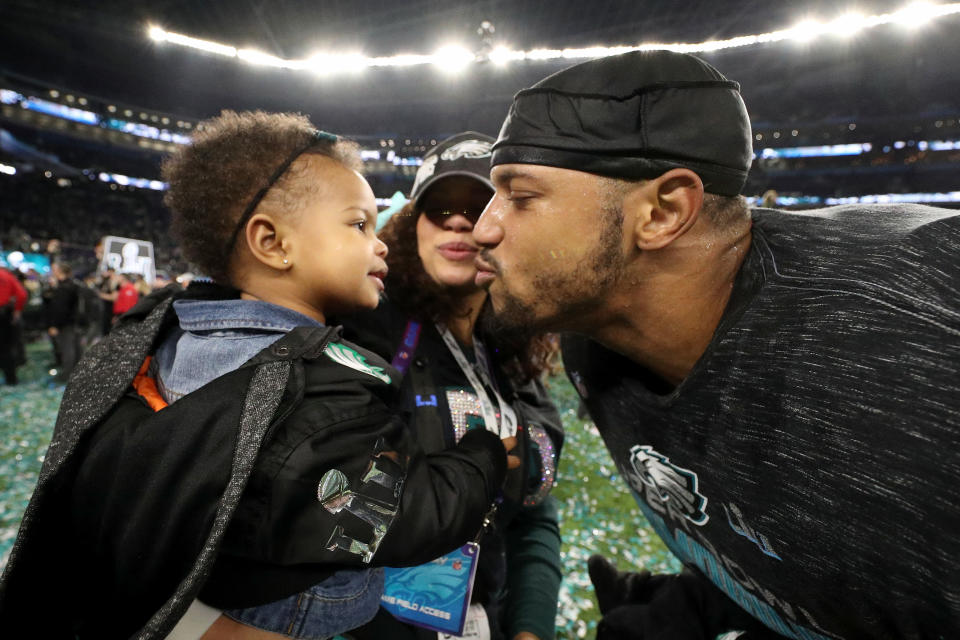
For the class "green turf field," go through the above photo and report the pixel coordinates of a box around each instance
[0,340,680,638]
[0,340,65,566]
[546,369,682,637]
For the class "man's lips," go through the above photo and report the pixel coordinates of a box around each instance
[437,241,478,262]
[474,254,497,287]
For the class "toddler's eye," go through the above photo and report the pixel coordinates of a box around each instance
[351,220,366,232]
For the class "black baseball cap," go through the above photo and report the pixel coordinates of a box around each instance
[491,50,753,196]
[409,132,495,208]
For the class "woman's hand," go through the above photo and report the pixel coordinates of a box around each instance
[501,435,522,469]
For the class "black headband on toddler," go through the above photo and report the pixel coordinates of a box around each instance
[226,129,339,257]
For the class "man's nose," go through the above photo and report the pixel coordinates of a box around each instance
[473,196,504,247]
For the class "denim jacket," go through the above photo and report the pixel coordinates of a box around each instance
[153,298,322,402]
[153,298,383,637]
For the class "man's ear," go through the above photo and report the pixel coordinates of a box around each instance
[243,213,291,270]
[631,168,704,250]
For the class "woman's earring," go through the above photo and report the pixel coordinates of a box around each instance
[282,258,290,265]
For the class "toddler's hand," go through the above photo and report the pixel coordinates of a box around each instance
[501,435,521,469]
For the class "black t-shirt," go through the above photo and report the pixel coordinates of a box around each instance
[562,204,960,640]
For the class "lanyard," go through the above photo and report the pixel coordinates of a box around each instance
[391,320,422,375]
[436,323,518,438]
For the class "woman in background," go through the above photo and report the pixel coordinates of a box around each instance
[343,132,564,640]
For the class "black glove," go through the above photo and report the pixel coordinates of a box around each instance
[589,554,708,640]
[589,553,653,614]
[588,555,786,640]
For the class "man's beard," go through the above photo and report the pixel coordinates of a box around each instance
[480,204,625,342]
[479,281,540,350]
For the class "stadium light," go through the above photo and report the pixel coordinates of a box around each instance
[433,45,475,72]
[788,20,823,42]
[562,46,634,59]
[0,163,16,176]
[893,2,935,26]
[488,46,524,65]
[368,54,434,68]
[526,48,563,60]
[238,48,291,68]
[308,52,368,75]
[133,4,960,72]
[147,24,236,57]
[825,12,867,36]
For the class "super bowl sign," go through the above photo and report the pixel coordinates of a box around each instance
[99,235,155,283]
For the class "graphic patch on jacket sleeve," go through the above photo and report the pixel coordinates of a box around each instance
[318,454,404,562]
[324,342,392,384]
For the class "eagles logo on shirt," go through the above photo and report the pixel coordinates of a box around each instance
[626,444,709,527]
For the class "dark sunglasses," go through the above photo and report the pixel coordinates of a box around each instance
[420,207,484,226]
[226,129,339,256]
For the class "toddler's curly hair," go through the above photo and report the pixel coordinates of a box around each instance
[161,110,361,284]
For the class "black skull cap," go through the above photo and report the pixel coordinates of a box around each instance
[491,50,753,196]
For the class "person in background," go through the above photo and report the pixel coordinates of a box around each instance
[45,238,62,263]
[77,272,105,351]
[99,270,139,323]
[95,267,117,335]
[176,271,196,289]
[759,189,778,208]
[132,272,152,297]
[0,267,28,385]
[153,270,175,290]
[44,261,80,383]
[343,133,563,640]
[472,49,960,639]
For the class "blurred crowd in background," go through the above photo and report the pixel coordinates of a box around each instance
[0,228,194,386]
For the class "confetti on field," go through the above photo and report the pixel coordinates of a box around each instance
[547,375,682,637]
[0,341,681,639]
[0,341,64,567]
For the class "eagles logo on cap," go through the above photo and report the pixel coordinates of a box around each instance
[440,139,493,161]
[409,132,495,208]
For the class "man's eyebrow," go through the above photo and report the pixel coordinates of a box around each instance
[492,168,539,186]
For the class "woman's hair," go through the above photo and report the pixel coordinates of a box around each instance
[378,201,557,384]
[160,110,361,284]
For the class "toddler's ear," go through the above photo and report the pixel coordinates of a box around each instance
[244,213,291,271]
